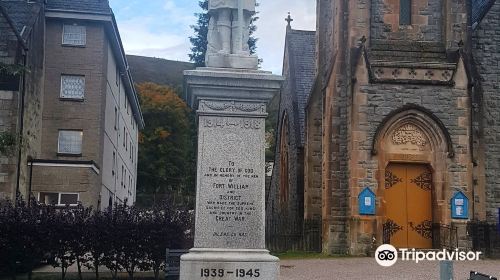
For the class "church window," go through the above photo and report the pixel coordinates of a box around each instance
[400,0,412,25]
[279,114,290,205]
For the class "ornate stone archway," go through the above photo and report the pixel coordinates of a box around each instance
[372,106,455,247]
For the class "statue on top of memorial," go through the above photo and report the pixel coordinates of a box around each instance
[205,0,259,69]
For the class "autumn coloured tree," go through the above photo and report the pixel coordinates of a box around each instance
[136,83,196,206]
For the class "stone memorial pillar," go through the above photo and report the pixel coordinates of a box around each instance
[180,2,283,279]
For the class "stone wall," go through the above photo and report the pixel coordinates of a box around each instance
[0,10,21,199]
[473,1,500,224]
[370,0,443,42]
[18,8,45,199]
[0,90,17,199]
[304,89,322,220]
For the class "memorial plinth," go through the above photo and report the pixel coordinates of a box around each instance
[180,67,283,280]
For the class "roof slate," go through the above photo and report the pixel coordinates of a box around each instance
[46,0,111,14]
[472,0,496,26]
[0,0,41,37]
[286,29,316,146]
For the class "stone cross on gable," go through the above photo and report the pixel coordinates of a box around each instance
[285,12,293,27]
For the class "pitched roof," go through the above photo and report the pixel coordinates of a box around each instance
[46,0,111,14]
[0,0,42,42]
[285,28,316,146]
[472,0,496,28]
[127,55,195,87]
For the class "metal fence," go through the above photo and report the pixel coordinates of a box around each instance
[468,222,500,259]
[432,223,458,250]
[267,218,322,253]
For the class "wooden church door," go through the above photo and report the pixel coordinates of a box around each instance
[384,163,433,249]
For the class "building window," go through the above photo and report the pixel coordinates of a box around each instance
[61,75,85,100]
[114,107,118,130]
[58,130,83,155]
[124,169,127,189]
[279,114,290,205]
[39,192,79,206]
[112,151,116,176]
[62,24,86,46]
[116,65,120,86]
[400,0,412,25]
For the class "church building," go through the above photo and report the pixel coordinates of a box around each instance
[268,0,500,255]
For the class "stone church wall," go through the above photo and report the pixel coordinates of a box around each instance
[473,1,500,224]
[371,0,443,42]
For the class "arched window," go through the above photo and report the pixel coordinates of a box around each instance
[279,113,290,205]
[400,0,412,25]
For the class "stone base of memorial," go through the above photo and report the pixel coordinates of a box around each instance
[180,249,279,279]
[180,67,283,280]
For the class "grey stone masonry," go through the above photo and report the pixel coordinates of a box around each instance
[473,1,500,223]
[370,0,443,42]
[181,67,283,280]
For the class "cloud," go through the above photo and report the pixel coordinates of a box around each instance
[112,0,316,72]
[116,16,192,61]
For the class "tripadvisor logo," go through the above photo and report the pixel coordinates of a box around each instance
[375,244,398,267]
[375,244,482,267]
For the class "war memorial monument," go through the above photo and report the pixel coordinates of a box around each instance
[180,0,283,279]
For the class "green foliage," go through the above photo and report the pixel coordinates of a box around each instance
[189,0,260,67]
[0,198,193,280]
[0,62,27,76]
[0,132,16,156]
[136,83,196,207]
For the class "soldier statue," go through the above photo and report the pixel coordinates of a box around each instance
[206,0,258,69]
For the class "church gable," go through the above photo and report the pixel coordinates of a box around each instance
[281,28,315,147]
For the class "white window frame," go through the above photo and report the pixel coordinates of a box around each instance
[38,192,80,206]
[62,24,86,46]
[60,75,85,100]
[58,130,83,155]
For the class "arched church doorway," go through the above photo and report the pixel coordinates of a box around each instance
[385,163,433,249]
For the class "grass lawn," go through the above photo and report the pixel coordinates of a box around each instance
[274,251,350,260]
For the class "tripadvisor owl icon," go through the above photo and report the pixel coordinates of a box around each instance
[375,244,398,267]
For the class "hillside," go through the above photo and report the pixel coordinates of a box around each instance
[126,55,195,87]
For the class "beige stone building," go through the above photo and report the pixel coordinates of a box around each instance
[0,0,144,210]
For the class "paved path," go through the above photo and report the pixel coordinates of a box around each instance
[279,258,500,280]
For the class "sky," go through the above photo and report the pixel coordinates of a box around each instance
[109,0,316,74]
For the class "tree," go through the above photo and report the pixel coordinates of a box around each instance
[136,83,196,207]
[189,0,260,67]
[49,209,77,280]
[0,198,51,280]
[141,202,191,280]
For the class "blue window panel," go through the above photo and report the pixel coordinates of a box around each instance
[451,191,469,219]
[359,187,376,215]
[400,0,412,25]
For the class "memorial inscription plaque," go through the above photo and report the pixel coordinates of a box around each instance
[195,101,266,250]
